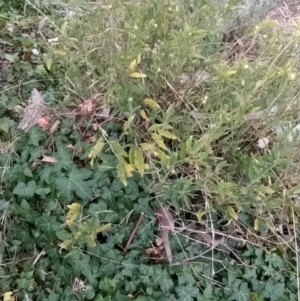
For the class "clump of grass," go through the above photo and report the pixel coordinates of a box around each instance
[32,0,300,245]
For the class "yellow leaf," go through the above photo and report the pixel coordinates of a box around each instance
[61,21,68,36]
[125,163,134,176]
[130,72,147,78]
[96,223,111,233]
[151,132,168,150]
[123,115,135,132]
[46,58,52,70]
[140,109,149,121]
[254,80,264,91]
[227,206,238,221]
[86,234,96,247]
[137,53,142,64]
[223,70,236,77]
[130,146,148,176]
[53,50,67,56]
[110,141,128,157]
[143,98,160,109]
[66,203,82,226]
[3,292,15,301]
[101,4,112,10]
[140,143,159,156]
[258,185,275,195]
[128,59,137,72]
[117,160,134,185]
[59,239,73,250]
[195,210,206,222]
[88,137,105,166]
[159,152,170,166]
[254,219,259,231]
[157,129,178,140]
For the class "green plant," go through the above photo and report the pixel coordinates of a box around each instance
[2,0,300,300]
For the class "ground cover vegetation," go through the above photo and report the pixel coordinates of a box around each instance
[1,0,300,300]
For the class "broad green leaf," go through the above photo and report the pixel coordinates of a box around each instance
[228,282,250,301]
[66,203,82,226]
[130,72,147,78]
[89,137,105,166]
[13,181,37,198]
[0,117,11,133]
[175,284,199,301]
[143,98,160,109]
[55,167,93,201]
[56,141,74,171]
[28,126,45,146]
[123,115,135,132]
[4,52,18,62]
[263,281,285,300]
[157,129,178,140]
[153,268,174,293]
[36,215,61,240]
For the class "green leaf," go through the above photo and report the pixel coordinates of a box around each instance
[123,115,135,132]
[55,141,74,171]
[28,126,45,146]
[263,281,285,301]
[55,167,93,201]
[13,181,37,198]
[89,137,105,166]
[153,268,174,293]
[35,215,61,240]
[228,282,251,301]
[0,117,11,133]
[175,284,199,301]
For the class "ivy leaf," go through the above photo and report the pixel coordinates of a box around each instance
[35,215,61,241]
[263,281,285,301]
[13,181,37,198]
[28,126,45,146]
[228,281,251,301]
[153,267,174,293]
[55,141,74,171]
[0,117,11,133]
[175,284,199,301]
[55,167,93,201]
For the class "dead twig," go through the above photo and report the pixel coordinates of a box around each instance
[124,213,144,253]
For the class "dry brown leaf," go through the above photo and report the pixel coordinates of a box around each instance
[38,116,52,130]
[156,206,174,263]
[41,156,59,164]
[50,120,61,134]
[18,89,51,132]
[145,245,164,261]
[78,99,94,116]
[31,159,42,169]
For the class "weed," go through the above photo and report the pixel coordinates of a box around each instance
[1,0,300,300]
